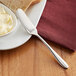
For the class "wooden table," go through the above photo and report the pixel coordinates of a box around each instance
[0,36,75,76]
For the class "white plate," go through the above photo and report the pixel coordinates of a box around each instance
[0,0,47,50]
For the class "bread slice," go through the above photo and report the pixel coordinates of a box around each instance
[32,0,41,5]
[0,0,34,12]
[0,0,41,12]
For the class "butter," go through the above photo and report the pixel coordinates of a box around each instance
[0,7,13,36]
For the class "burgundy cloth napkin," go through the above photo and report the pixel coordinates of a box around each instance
[37,0,76,51]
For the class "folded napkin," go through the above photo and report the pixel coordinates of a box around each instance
[37,0,76,51]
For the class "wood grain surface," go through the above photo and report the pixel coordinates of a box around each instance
[0,36,76,76]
